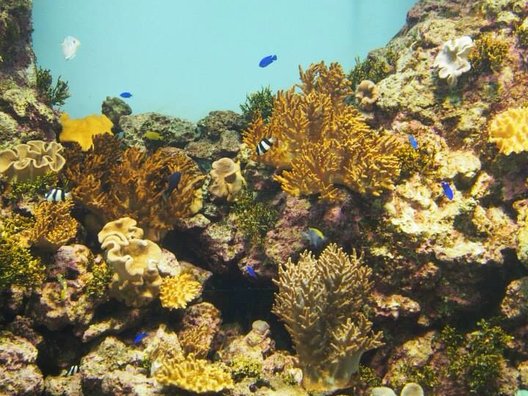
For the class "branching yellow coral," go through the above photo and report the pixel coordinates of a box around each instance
[488,107,528,155]
[59,113,113,151]
[62,135,205,241]
[155,353,234,393]
[243,62,402,200]
[160,273,202,310]
[273,243,383,392]
[26,201,78,251]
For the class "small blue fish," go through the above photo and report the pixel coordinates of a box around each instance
[163,171,182,199]
[408,134,418,149]
[245,265,257,279]
[133,331,148,344]
[259,55,277,68]
[302,227,327,249]
[441,181,454,200]
[120,92,133,98]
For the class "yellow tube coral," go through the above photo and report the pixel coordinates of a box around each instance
[273,243,383,392]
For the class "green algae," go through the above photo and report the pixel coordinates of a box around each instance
[35,67,70,107]
[240,86,274,123]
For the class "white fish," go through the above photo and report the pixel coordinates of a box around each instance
[61,36,80,60]
[256,137,275,156]
[45,187,71,202]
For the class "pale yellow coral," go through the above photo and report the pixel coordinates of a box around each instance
[98,217,163,307]
[160,273,202,310]
[355,80,379,111]
[488,107,528,155]
[208,157,246,201]
[26,201,78,251]
[273,243,383,392]
[0,140,65,181]
[155,353,234,393]
[59,112,113,151]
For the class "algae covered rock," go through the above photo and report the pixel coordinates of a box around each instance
[101,96,132,128]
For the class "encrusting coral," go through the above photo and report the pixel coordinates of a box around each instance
[62,134,205,241]
[243,61,403,200]
[0,140,65,181]
[178,302,221,358]
[208,157,246,201]
[272,243,383,392]
[98,217,163,307]
[159,273,202,310]
[154,353,234,393]
[26,200,78,251]
[59,113,113,151]
[488,107,528,155]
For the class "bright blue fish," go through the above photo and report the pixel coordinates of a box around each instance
[441,181,454,200]
[245,265,257,279]
[408,134,418,149]
[120,92,133,98]
[259,55,277,68]
[133,331,148,344]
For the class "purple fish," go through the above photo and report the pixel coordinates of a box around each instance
[245,265,257,278]
[259,55,277,68]
[441,181,454,200]
[133,331,148,344]
[408,134,418,149]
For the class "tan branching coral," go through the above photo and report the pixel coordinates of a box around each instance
[243,62,402,200]
[26,201,78,251]
[179,302,222,358]
[0,140,66,181]
[154,353,234,393]
[98,217,163,307]
[355,80,379,111]
[159,273,202,310]
[488,107,528,155]
[208,157,246,201]
[273,243,383,392]
[63,135,205,241]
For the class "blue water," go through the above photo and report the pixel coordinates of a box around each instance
[32,0,416,122]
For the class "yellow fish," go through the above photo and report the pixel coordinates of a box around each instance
[143,130,162,140]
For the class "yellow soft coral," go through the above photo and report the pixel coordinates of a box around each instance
[26,200,78,251]
[160,273,202,310]
[208,157,246,201]
[155,353,234,393]
[488,107,528,155]
[59,113,113,151]
[243,62,402,200]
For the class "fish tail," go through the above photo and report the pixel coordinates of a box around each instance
[272,55,277,61]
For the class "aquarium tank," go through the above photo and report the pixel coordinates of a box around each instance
[1,0,528,395]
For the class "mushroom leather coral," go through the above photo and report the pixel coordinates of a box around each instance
[154,353,234,393]
[0,140,65,181]
[159,273,202,310]
[488,107,528,155]
[98,217,162,307]
[63,135,205,241]
[208,157,246,201]
[272,243,383,392]
[243,62,402,200]
[59,113,113,151]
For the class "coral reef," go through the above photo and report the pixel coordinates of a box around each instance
[59,113,113,151]
[178,302,221,358]
[0,140,65,181]
[273,243,383,392]
[488,106,528,155]
[63,135,205,241]
[159,273,202,310]
[98,217,164,307]
[355,79,380,111]
[209,157,246,201]
[243,61,403,200]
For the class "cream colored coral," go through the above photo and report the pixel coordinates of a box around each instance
[355,80,379,111]
[98,217,163,307]
[154,353,234,393]
[488,107,528,155]
[433,35,474,86]
[208,157,246,201]
[0,140,66,181]
[159,273,202,310]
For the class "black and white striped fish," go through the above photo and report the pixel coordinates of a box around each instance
[45,188,71,202]
[256,137,275,156]
[65,365,80,376]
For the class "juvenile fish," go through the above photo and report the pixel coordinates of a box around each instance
[408,134,418,149]
[163,171,182,200]
[256,137,275,156]
[45,188,71,202]
[441,181,454,200]
[133,331,148,344]
[120,92,133,98]
[303,227,327,249]
[65,365,80,376]
[61,36,80,60]
[259,55,277,68]
[245,265,257,279]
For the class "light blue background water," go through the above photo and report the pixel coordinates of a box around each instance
[32,0,416,122]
